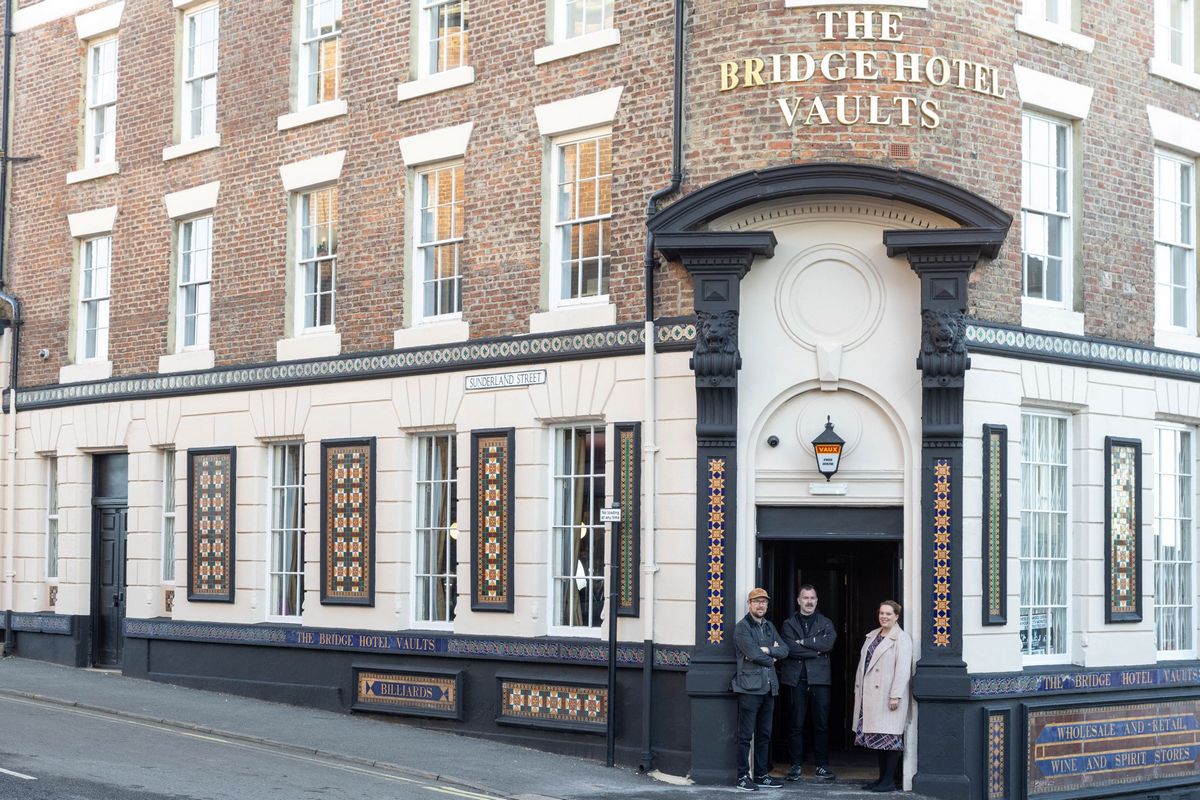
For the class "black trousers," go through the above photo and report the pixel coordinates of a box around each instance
[787,681,832,767]
[736,692,775,779]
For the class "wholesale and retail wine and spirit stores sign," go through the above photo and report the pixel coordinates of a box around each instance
[718,10,1007,129]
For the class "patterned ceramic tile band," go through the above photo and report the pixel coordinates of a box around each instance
[321,439,376,605]
[988,709,1008,800]
[498,679,608,732]
[1105,437,1142,622]
[472,429,515,612]
[187,448,235,602]
[705,457,727,646]
[615,422,641,617]
[932,458,952,648]
[982,425,1007,626]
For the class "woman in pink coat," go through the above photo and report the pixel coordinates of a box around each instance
[851,600,913,793]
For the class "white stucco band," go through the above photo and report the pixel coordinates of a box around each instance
[399,123,474,168]
[164,182,220,219]
[67,206,118,238]
[534,87,624,137]
[279,150,346,192]
[1147,106,1200,157]
[75,1,123,40]
[1013,64,1094,119]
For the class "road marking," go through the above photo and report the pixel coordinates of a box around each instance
[0,766,37,781]
[423,788,504,800]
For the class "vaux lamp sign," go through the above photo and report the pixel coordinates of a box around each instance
[812,417,845,481]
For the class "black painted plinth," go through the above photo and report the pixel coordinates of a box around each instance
[684,658,738,784]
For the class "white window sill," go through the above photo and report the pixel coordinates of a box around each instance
[1154,328,1200,355]
[1014,14,1095,52]
[59,359,113,383]
[1150,58,1200,91]
[534,28,620,65]
[786,0,926,5]
[277,99,348,132]
[410,620,454,632]
[163,133,221,162]
[393,317,470,349]
[529,300,616,334]
[547,626,605,639]
[276,331,341,362]
[66,161,120,185]
[158,348,215,373]
[396,66,475,102]
[1021,299,1084,336]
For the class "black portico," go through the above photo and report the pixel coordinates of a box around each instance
[650,163,1012,795]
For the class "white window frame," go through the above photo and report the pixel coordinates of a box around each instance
[161,449,177,584]
[84,37,118,167]
[1028,0,1071,24]
[411,432,458,628]
[1155,150,1197,334]
[548,424,607,637]
[1157,0,1197,71]
[295,186,337,335]
[1156,425,1197,659]
[554,0,613,42]
[298,0,342,109]
[181,3,219,142]
[418,0,467,78]
[1019,410,1072,665]
[45,457,59,581]
[1021,112,1073,309]
[78,235,112,362]
[266,442,304,623]
[550,128,612,308]
[414,161,464,322]
[176,215,213,351]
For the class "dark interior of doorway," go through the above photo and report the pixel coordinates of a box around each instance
[760,537,902,778]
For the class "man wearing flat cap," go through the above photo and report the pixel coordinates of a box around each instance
[732,587,788,791]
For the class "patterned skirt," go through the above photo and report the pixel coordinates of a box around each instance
[855,709,904,751]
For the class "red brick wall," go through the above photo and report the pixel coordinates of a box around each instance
[6,0,1197,387]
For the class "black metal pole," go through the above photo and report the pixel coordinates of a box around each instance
[606,502,621,767]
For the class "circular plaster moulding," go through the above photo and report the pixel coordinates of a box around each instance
[774,243,885,352]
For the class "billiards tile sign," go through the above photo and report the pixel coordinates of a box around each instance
[351,666,462,720]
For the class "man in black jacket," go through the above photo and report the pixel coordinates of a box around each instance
[732,587,788,791]
[779,585,837,781]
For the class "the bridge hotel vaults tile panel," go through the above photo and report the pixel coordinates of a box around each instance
[705,457,727,645]
[187,448,236,603]
[321,439,376,605]
[1105,438,1142,622]
[498,680,609,732]
[932,459,952,647]
[614,423,641,617]
[472,430,514,612]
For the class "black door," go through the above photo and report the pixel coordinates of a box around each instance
[94,505,128,667]
[761,537,901,757]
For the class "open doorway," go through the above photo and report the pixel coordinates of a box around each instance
[757,506,903,778]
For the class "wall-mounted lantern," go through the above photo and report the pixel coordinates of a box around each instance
[811,417,845,482]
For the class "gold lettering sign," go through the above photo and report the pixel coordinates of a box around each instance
[718,12,1007,130]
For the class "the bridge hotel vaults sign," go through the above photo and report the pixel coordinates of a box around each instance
[718,10,1006,129]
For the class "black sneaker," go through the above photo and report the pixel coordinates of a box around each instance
[736,775,759,791]
[755,776,784,789]
[785,765,804,781]
[815,766,837,780]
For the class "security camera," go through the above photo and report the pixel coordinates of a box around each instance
[767,435,780,448]
[37,348,49,360]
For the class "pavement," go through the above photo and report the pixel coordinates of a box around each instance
[0,656,929,799]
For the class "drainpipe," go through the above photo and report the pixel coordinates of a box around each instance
[1,0,21,658]
[639,0,685,773]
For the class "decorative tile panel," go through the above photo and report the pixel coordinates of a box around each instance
[471,429,515,612]
[615,423,641,617]
[187,448,236,602]
[48,585,57,608]
[982,425,1007,626]
[497,679,608,733]
[15,322,699,411]
[1105,437,1142,622]
[706,457,727,645]
[987,708,1009,800]
[164,589,174,614]
[352,667,462,720]
[321,438,376,606]
[932,459,952,647]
